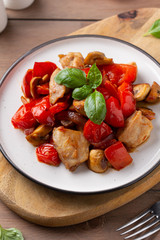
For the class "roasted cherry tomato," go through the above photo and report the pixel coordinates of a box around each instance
[91,133,117,150]
[104,141,133,170]
[33,61,57,78]
[21,69,33,98]
[118,81,133,93]
[101,64,137,86]
[83,119,112,143]
[36,143,61,166]
[31,96,54,126]
[37,82,49,95]
[11,101,37,130]
[105,96,124,128]
[118,90,136,118]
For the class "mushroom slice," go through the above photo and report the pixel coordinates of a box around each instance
[84,51,113,65]
[137,107,155,120]
[30,77,42,98]
[58,52,84,69]
[49,68,68,105]
[88,149,108,173]
[26,125,53,146]
[133,83,150,101]
[145,81,160,103]
[72,99,86,116]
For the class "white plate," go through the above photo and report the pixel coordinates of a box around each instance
[0,35,160,194]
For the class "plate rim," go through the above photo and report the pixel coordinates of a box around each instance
[0,34,160,195]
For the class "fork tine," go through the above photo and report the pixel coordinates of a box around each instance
[116,209,150,231]
[133,224,160,240]
[124,219,159,239]
[120,215,155,235]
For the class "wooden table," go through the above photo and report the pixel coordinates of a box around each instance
[0,0,160,239]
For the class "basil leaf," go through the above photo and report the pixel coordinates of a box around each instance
[54,68,87,88]
[0,225,24,240]
[72,85,93,100]
[84,90,106,125]
[144,19,160,38]
[87,63,102,89]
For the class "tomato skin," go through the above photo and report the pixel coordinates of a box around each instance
[33,62,57,78]
[81,67,90,76]
[105,96,124,128]
[97,86,111,101]
[92,133,117,149]
[37,82,49,95]
[36,143,61,166]
[21,69,33,98]
[119,90,136,118]
[104,80,119,99]
[100,64,137,86]
[31,96,54,126]
[118,82,133,93]
[104,141,133,170]
[83,119,112,143]
[11,102,37,130]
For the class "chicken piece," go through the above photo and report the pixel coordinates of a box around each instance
[52,126,90,171]
[72,99,86,116]
[88,149,108,173]
[84,51,113,65]
[117,111,153,148]
[58,52,84,69]
[49,68,68,104]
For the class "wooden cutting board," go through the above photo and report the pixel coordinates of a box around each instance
[0,8,160,227]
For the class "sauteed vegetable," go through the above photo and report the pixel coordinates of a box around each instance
[11,51,160,173]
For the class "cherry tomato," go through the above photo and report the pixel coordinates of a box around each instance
[118,90,136,118]
[11,102,37,130]
[118,82,133,93]
[37,82,49,95]
[83,119,112,143]
[92,133,117,149]
[104,80,119,99]
[104,141,133,170]
[105,96,124,128]
[31,96,54,126]
[97,86,111,101]
[36,143,61,166]
[101,64,137,86]
[21,69,33,98]
[33,61,57,78]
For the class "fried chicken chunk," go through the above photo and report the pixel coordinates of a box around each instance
[52,126,89,171]
[59,52,84,69]
[117,111,153,148]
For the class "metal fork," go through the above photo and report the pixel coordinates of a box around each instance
[116,201,160,240]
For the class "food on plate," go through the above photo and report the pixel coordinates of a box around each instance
[11,51,160,173]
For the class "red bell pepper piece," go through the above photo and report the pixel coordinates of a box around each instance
[105,96,124,127]
[37,82,49,95]
[83,119,112,143]
[81,67,90,77]
[36,143,61,166]
[104,80,119,99]
[33,61,57,78]
[11,101,37,130]
[101,64,137,86]
[118,90,136,118]
[104,141,133,170]
[21,69,33,98]
[31,96,54,126]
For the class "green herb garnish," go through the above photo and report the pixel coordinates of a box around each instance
[84,90,106,125]
[0,225,24,240]
[144,19,160,38]
[54,64,106,124]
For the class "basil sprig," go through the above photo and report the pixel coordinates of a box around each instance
[54,64,106,124]
[54,68,87,88]
[144,19,160,38]
[84,90,106,125]
[0,225,24,240]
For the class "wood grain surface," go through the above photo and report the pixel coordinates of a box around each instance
[0,0,160,239]
[0,7,160,229]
